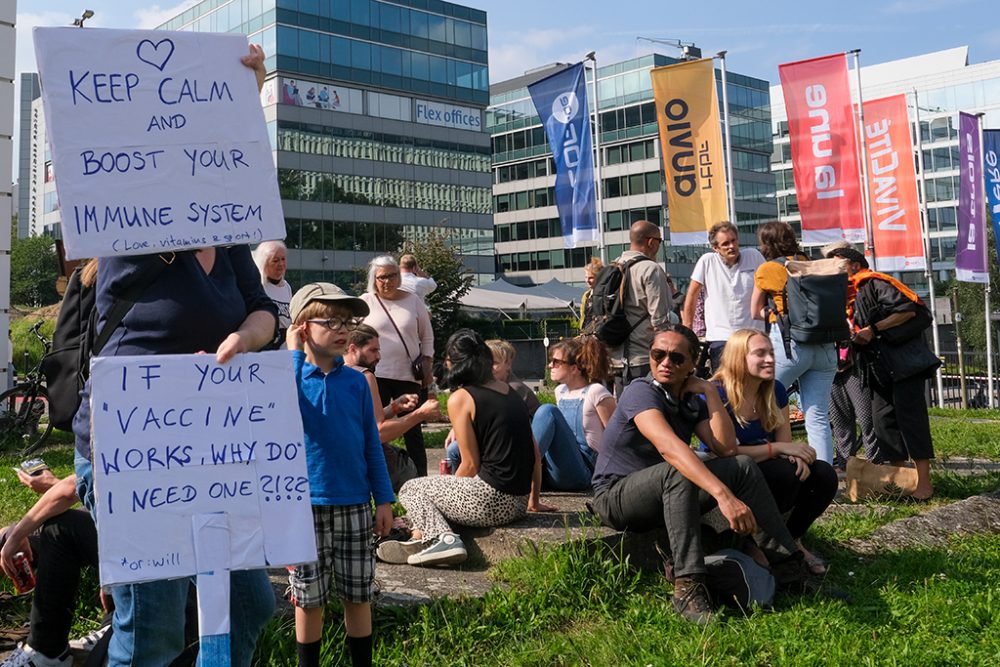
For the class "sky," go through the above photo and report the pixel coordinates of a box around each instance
[10,0,1000,171]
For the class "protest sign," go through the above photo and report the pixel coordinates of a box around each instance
[33,28,284,260]
[89,351,316,587]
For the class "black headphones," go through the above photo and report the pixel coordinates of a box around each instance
[649,376,702,422]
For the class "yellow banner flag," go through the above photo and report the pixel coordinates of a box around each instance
[650,58,728,245]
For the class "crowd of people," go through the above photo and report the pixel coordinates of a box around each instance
[0,46,942,666]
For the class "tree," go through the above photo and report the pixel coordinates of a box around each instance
[10,234,60,307]
[403,232,474,356]
[948,225,1000,352]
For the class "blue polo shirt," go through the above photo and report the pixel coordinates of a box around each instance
[292,351,395,507]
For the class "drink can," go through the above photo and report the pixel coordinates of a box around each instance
[439,458,451,475]
[12,552,35,595]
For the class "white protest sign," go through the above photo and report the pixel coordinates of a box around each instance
[33,28,284,260]
[89,351,317,586]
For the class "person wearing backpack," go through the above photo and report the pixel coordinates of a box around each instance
[750,222,840,464]
[595,221,674,395]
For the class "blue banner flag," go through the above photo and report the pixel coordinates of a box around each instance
[985,130,1000,264]
[528,63,598,246]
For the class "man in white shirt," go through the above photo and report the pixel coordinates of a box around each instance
[398,254,437,301]
[682,222,764,372]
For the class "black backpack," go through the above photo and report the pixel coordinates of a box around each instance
[766,256,850,356]
[582,256,651,347]
[41,257,169,431]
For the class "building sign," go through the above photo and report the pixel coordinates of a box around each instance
[279,76,362,113]
[34,28,285,259]
[89,351,317,586]
[415,99,482,131]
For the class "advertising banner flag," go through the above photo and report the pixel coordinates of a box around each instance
[861,94,925,271]
[957,112,987,283]
[984,130,1000,265]
[778,53,865,244]
[528,63,598,246]
[650,58,727,245]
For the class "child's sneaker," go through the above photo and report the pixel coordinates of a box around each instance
[68,623,110,651]
[375,538,427,564]
[0,643,72,667]
[406,533,467,567]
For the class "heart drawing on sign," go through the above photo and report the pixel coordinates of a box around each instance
[136,38,175,72]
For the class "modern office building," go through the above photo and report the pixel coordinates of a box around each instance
[28,0,495,286]
[2,0,15,389]
[489,53,777,288]
[770,46,1000,293]
[17,73,39,239]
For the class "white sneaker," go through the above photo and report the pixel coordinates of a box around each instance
[0,643,72,667]
[407,533,468,567]
[68,623,110,651]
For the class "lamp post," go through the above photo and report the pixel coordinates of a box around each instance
[584,51,607,264]
[72,9,94,27]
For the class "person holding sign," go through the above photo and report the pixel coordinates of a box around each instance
[71,45,279,667]
[285,283,395,667]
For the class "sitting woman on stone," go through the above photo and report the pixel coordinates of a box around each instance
[533,337,616,490]
[376,329,553,567]
[711,328,838,574]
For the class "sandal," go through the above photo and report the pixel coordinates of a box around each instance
[804,554,828,575]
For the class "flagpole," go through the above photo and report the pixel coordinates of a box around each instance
[977,113,994,408]
[913,88,945,407]
[585,52,607,264]
[716,51,737,225]
[849,49,876,266]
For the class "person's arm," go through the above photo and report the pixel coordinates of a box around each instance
[216,310,277,363]
[359,377,395,506]
[852,310,916,345]
[633,409,756,535]
[217,246,279,362]
[595,395,616,428]
[682,280,704,329]
[645,267,673,331]
[751,285,768,321]
[450,389,481,477]
[415,300,435,386]
[0,476,79,580]
[686,377,737,457]
[379,399,441,444]
[416,276,437,299]
[17,469,58,495]
[240,44,267,93]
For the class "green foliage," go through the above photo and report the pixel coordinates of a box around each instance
[8,318,56,376]
[402,232,474,356]
[948,228,1000,351]
[9,234,60,307]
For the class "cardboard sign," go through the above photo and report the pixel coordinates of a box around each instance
[89,351,316,586]
[33,28,284,260]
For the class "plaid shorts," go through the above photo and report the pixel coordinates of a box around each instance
[288,503,375,607]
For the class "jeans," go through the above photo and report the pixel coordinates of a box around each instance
[75,448,276,666]
[531,403,594,491]
[591,455,797,578]
[770,328,837,464]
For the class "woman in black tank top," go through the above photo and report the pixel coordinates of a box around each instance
[376,330,555,568]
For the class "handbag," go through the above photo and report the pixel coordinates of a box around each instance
[879,303,933,345]
[374,294,424,384]
[875,336,941,382]
[845,456,918,502]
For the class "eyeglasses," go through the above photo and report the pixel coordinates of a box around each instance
[650,348,688,366]
[307,317,364,331]
[649,236,663,245]
[549,357,573,367]
[375,273,399,282]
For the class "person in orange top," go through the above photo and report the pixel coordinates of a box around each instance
[829,248,936,501]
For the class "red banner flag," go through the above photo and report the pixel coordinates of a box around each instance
[779,54,865,244]
[862,94,926,271]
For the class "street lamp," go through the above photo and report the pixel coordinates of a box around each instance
[73,9,95,27]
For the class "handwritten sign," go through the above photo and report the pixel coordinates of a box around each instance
[33,28,284,260]
[89,351,316,586]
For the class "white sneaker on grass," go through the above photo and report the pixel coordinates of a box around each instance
[0,643,71,667]
[407,533,468,566]
[375,538,428,564]
[68,623,110,651]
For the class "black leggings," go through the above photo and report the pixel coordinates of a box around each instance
[757,457,838,539]
[376,376,427,476]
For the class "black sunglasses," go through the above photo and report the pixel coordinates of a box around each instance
[650,348,687,366]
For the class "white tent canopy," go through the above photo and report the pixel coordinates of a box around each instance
[459,286,576,316]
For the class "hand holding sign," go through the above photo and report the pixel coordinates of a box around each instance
[34,28,284,259]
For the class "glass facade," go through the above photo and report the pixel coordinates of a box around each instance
[489,54,777,287]
[155,0,494,287]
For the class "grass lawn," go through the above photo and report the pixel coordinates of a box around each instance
[2,411,999,665]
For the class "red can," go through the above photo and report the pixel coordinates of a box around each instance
[12,552,35,595]
[439,459,451,475]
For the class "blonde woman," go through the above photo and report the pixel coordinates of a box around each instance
[579,257,603,329]
[712,329,838,574]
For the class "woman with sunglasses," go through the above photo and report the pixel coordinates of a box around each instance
[533,337,615,490]
[377,330,553,567]
[711,329,838,574]
[361,255,434,476]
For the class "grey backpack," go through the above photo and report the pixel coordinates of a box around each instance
[767,256,850,356]
[704,549,775,609]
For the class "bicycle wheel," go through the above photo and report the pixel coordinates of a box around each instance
[0,384,54,455]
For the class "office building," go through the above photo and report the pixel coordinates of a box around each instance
[489,53,777,287]
[770,46,1000,292]
[28,0,495,285]
[17,73,39,239]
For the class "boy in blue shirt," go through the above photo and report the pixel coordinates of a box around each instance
[286,283,395,667]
